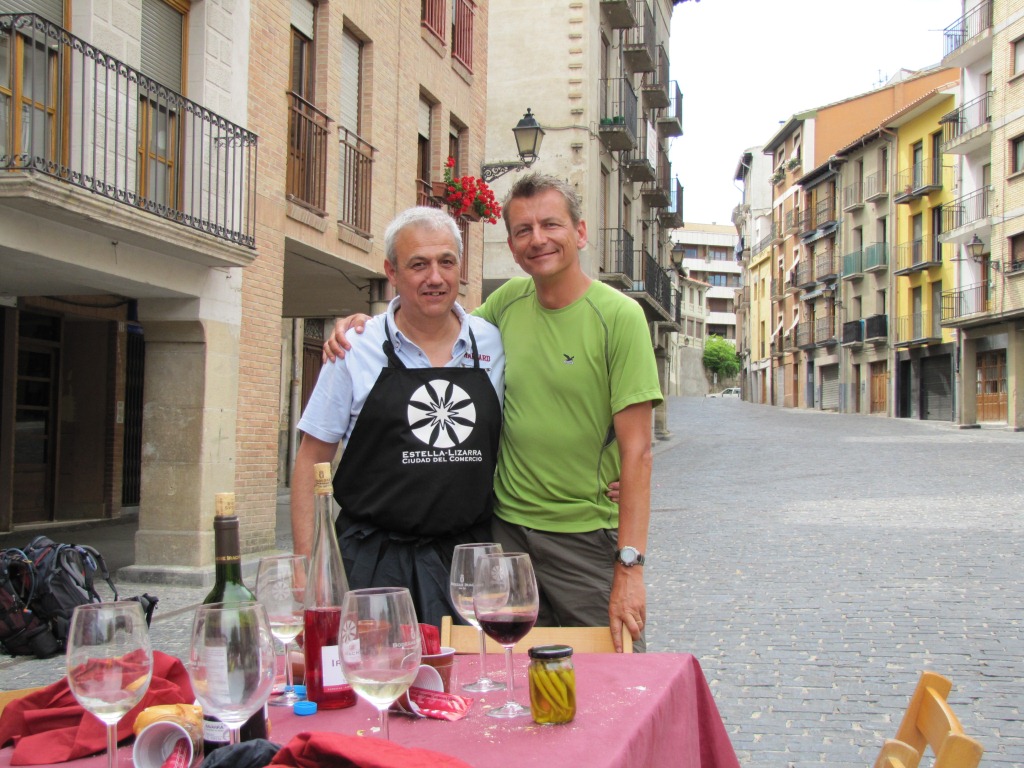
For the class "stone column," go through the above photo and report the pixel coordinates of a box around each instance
[653,344,670,440]
[960,333,978,427]
[128,319,239,580]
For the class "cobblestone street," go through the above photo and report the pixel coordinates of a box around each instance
[646,396,1023,766]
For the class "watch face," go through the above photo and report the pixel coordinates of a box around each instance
[619,547,639,565]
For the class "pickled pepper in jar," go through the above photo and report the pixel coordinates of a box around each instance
[528,645,575,724]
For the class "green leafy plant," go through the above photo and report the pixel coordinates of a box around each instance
[702,335,740,379]
[443,157,502,223]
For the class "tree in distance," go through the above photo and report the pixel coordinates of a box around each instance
[702,335,740,380]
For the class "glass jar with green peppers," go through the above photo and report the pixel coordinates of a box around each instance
[528,645,575,724]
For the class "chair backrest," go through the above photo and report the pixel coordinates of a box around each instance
[873,738,919,768]
[892,671,984,768]
[440,615,632,654]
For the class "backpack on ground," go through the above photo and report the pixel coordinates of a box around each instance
[0,548,61,658]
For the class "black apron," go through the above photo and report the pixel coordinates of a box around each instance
[333,319,501,627]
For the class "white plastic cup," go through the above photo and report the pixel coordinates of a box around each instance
[132,721,198,768]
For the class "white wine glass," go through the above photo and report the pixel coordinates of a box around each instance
[255,554,307,707]
[449,542,505,693]
[339,587,421,740]
[187,601,276,745]
[474,552,538,719]
[66,601,153,768]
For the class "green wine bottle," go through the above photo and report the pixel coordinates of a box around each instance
[201,492,270,754]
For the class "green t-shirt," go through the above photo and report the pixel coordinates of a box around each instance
[474,278,663,533]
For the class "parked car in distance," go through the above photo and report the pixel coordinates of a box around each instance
[706,387,741,399]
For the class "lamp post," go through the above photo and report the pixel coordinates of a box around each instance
[966,234,999,271]
[481,109,545,183]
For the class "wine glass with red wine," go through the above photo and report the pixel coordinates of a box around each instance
[473,552,539,718]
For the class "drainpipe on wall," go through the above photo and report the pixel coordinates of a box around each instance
[287,318,303,486]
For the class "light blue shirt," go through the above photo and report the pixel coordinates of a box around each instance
[298,297,505,446]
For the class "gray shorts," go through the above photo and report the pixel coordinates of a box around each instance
[491,516,646,651]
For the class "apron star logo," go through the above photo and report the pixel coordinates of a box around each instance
[408,379,477,448]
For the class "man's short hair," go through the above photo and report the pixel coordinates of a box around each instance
[384,207,463,267]
[502,173,583,232]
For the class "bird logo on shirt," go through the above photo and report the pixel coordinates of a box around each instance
[563,354,575,365]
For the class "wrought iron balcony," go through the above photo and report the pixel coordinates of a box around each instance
[784,207,801,233]
[0,13,257,247]
[812,197,837,230]
[599,78,638,151]
[864,169,889,201]
[795,260,815,290]
[815,249,838,281]
[656,82,682,138]
[941,186,989,234]
[895,312,942,346]
[815,315,837,346]
[630,248,674,320]
[640,46,670,110]
[641,150,671,208]
[599,227,635,289]
[798,208,814,234]
[622,0,656,73]
[863,242,889,272]
[941,282,991,323]
[843,181,864,211]
[843,249,863,280]
[943,0,993,59]
[752,223,774,255]
[658,179,684,228]
[620,118,656,182]
[287,92,330,214]
[894,159,944,203]
[864,313,887,342]
[894,237,946,275]
[337,127,374,237]
[940,91,991,154]
[600,0,638,28]
[842,319,864,347]
[796,320,815,349]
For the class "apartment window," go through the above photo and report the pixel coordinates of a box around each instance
[1011,232,1024,271]
[452,0,474,71]
[286,0,328,211]
[0,27,58,163]
[912,141,924,187]
[1014,37,1024,75]
[879,146,889,193]
[876,289,886,316]
[416,96,433,206]
[339,27,372,236]
[931,207,943,261]
[422,0,446,43]
[1012,135,1024,174]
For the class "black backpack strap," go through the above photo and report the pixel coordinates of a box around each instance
[76,545,119,602]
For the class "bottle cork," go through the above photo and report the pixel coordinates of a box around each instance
[313,463,332,492]
[214,492,235,518]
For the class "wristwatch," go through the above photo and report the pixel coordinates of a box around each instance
[614,546,645,567]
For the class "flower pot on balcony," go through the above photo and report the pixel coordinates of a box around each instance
[613,115,625,125]
[462,209,482,222]
[431,181,449,200]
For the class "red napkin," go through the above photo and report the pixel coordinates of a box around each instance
[0,650,193,765]
[269,731,473,768]
[419,624,440,656]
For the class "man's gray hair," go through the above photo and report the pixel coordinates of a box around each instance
[384,207,463,267]
[502,173,583,232]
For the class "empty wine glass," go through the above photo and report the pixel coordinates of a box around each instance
[187,601,276,745]
[450,542,505,693]
[474,552,538,718]
[255,554,307,706]
[66,601,153,768]
[339,587,421,740]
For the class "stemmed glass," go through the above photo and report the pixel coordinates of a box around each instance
[187,601,276,745]
[255,554,307,706]
[66,601,153,768]
[473,552,539,718]
[339,587,421,741]
[450,542,505,693]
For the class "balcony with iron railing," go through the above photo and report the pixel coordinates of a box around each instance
[658,179,684,228]
[894,159,945,203]
[812,197,837,230]
[815,249,838,281]
[287,92,330,214]
[599,227,635,289]
[753,222,775,255]
[640,45,670,110]
[599,78,638,151]
[940,91,991,155]
[843,181,864,211]
[641,151,671,208]
[941,186,990,238]
[416,178,443,209]
[337,127,374,237]
[630,248,674,321]
[784,207,801,233]
[894,237,946,275]
[622,0,656,73]
[863,242,888,272]
[843,249,863,280]
[814,315,836,346]
[783,328,796,353]
[0,13,258,249]
[600,0,638,28]
[942,282,993,324]
[943,0,993,65]
[864,169,889,201]
[770,277,784,300]
[798,207,814,234]
[620,118,656,182]
[451,0,475,72]
[864,313,887,342]
[795,259,815,289]
[895,312,942,346]
[796,320,815,349]
[422,0,446,43]
[656,82,683,138]
[842,319,864,347]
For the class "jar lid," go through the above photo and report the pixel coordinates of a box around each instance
[293,700,317,716]
[528,644,573,659]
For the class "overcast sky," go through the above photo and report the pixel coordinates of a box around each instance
[668,0,964,226]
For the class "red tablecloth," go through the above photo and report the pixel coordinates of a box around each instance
[0,653,739,768]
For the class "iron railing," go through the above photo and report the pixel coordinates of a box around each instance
[943,0,993,58]
[813,197,836,229]
[337,127,374,236]
[940,91,991,146]
[640,45,669,107]
[658,81,683,137]
[863,242,889,271]
[894,237,945,273]
[634,249,672,316]
[894,159,944,198]
[815,249,837,280]
[843,181,864,209]
[864,168,888,199]
[602,227,634,279]
[796,259,814,288]
[452,0,474,71]
[942,282,990,321]
[287,92,330,214]
[942,186,989,232]
[815,315,835,344]
[864,314,887,340]
[796,320,814,348]
[895,312,940,344]
[416,178,442,209]
[843,249,863,277]
[422,0,446,42]
[842,319,863,345]
[0,13,257,247]
[752,222,774,255]
[622,0,655,72]
[599,77,638,149]
[784,207,801,232]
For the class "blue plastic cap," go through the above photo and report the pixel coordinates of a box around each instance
[292,685,307,697]
[294,700,317,716]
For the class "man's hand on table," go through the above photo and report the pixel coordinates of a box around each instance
[609,566,646,653]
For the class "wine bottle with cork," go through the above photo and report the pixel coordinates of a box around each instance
[201,492,270,753]
[302,462,356,709]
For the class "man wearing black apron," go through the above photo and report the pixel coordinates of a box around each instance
[292,207,504,628]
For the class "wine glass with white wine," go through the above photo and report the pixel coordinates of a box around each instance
[255,554,307,706]
[449,542,505,693]
[66,601,153,768]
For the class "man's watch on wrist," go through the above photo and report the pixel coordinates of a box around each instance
[614,546,645,567]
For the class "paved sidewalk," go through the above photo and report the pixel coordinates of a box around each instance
[2,397,1021,766]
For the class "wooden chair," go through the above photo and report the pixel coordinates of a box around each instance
[872,739,919,768]
[440,615,632,654]
[0,687,42,717]
[890,671,984,768]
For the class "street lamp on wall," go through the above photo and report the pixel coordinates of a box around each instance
[966,234,1000,271]
[480,109,545,184]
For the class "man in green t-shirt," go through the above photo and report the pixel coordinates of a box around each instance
[325,175,661,652]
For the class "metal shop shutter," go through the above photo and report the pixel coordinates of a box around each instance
[921,354,953,421]
[0,0,63,23]
[820,364,840,411]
